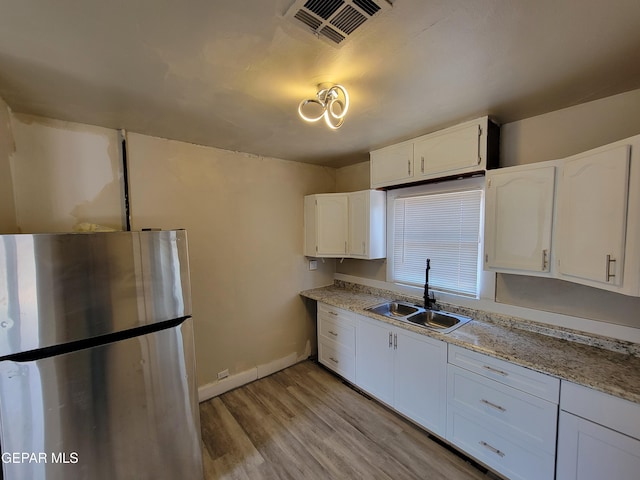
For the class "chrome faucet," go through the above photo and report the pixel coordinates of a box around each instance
[424,258,436,310]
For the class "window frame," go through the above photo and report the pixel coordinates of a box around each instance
[385,176,494,302]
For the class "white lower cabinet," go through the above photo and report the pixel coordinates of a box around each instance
[355,314,447,437]
[557,381,640,480]
[446,346,559,480]
[317,303,356,382]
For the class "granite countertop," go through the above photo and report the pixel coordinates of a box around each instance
[300,283,640,405]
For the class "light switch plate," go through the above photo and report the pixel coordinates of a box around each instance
[309,259,318,271]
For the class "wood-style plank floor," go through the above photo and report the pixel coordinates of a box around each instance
[199,360,496,480]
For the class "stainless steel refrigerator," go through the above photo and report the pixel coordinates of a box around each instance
[0,230,203,480]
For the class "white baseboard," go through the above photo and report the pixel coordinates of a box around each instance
[198,351,304,403]
[257,352,297,379]
[198,367,257,403]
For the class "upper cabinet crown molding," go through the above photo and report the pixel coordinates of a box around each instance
[370,116,500,189]
[484,133,640,296]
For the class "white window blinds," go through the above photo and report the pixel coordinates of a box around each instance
[391,188,483,297]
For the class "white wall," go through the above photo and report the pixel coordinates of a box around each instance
[10,114,122,233]
[7,115,336,390]
[0,97,17,233]
[501,89,640,167]
[126,133,336,386]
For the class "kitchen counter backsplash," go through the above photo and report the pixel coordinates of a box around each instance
[302,280,640,404]
[331,279,640,357]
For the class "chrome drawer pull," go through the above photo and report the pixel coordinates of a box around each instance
[482,365,508,376]
[328,311,338,316]
[389,332,393,348]
[481,399,506,412]
[328,330,338,337]
[479,441,505,458]
[329,357,339,364]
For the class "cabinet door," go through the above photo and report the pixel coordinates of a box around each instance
[485,166,555,273]
[348,191,369,257]
[355,316,394,405]
[394,330,447,437]
[316,194,348,256]
[370,143,414,188]
[557,145,630,287]
[414,122,480,177]
[557,411,640,480]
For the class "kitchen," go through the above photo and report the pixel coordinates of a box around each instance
[1,0,640,479]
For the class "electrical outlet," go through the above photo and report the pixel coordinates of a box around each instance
[309,259,318,271]
[217,369,229,380]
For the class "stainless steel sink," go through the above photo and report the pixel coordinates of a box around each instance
[404,310,472,334]
[365,301,472,334]
[367,301,420,318]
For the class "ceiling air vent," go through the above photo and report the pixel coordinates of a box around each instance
[284,0,392,47]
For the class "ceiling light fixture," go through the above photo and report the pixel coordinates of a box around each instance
[298,84,350,130]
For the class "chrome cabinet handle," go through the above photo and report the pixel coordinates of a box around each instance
[389,332,393,348]
[328,330,338,337]
[481,399,506,412]
[393,333,397,350]
[421,156,425,173]
[482,365,508,376]
[328,311,338,316]
[477,124,482,164]
[407,159,411,175]
[362,241,365,254]
[606,254,616,282]
[542,249,548,271]
[329,356,339,364]
[344,241,347,254]
[479,441,505,458]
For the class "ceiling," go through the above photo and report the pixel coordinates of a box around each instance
[1,0,639,168]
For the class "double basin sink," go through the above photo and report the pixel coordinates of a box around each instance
[365,301,471,334]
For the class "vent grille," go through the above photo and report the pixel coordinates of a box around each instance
[353,0,381,16]
[320,25,346,44]
[330,5,366,35]
[304,0,344,20]
[294,9,323,30]
[285,0,391,47]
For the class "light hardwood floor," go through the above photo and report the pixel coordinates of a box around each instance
[199,360,497,480]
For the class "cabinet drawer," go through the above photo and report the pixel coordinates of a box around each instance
[318,340,355,382]
[561,381,640,441]
[448,345,559,402]
[318,302,353,321]
[447,408,555,480]
[448,365,557,454]
[319,315,355,349]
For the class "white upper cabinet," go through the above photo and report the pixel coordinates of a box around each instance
[304,190,386,259]
[348,190,386,259]
[483,133,640,296]
[370,143,414,187]
[414,122,482,176]
[556,144,630,290]
[370,116,499,188]
[484,164,556,275]
[304,193,348,257]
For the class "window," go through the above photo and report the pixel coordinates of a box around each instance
[387,179,484,297]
